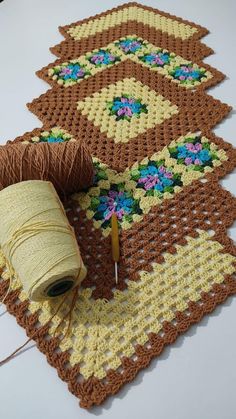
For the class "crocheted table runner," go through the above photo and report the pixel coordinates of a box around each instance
[1,2,236,409]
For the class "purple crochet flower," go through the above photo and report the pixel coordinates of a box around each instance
[107,95,148,121]
[56,63,89,81]
[170,64,207,84]
[88,49,120,67]
[116,37,144,54]
[90,185,142,228]
[168,136,218,172]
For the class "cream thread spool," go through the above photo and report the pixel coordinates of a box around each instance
[0,180,86,301]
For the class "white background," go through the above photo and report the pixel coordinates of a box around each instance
[0,1,236,418]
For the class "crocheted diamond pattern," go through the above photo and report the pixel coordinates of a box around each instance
[77,77,178,143]
[1,2,236,410]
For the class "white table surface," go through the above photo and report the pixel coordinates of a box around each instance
[0,1,236,418]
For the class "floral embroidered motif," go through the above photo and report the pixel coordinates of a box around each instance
[115,37,144,54]
[88,49,120,67]
[54,63,90,82]
[107,95,148,121]
[168,136,219,171]
[131,161,182,196]
[169,64,207,84]
[139,51,171,67]
[90,185,142,228]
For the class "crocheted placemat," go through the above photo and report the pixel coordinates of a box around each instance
[1,2,236,410]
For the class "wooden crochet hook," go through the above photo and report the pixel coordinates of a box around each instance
[111,213,120,284]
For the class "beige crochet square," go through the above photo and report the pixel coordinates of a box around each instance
[77,77,179,143]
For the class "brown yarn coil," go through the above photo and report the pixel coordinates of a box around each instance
[0,140,94,196]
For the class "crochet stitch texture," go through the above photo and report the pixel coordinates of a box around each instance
[1,2,236,409]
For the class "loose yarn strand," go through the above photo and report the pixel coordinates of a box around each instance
[0,277,12,311]
[0,258,15,311]
[0,287,72,367]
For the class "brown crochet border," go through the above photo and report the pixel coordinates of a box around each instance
[28,60,231,172]
[37,46,224,93]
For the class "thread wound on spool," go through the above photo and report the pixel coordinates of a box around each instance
[0,180,87,301]
[0,140,94,196]
[46,277,74,297]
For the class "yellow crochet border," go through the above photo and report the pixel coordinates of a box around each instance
[67,6,197,41]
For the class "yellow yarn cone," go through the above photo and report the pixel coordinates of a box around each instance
[0,180,86,301]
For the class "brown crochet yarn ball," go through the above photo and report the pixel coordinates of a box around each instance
[0,140,94,196]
